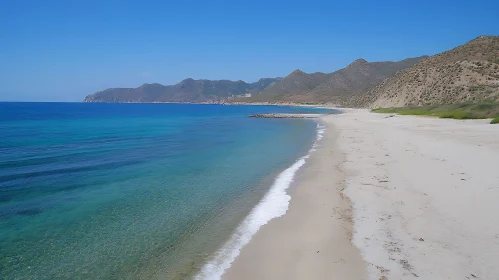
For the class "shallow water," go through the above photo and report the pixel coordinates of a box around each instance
[0,103,326,279]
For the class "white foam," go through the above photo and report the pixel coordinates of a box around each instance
[316,124,326,141]
[195,123,325,280]
[311,124,326,151]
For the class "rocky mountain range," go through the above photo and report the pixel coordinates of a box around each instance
[84,36,499,107]
[84,77,282,103]
[83,58,426,104]
[250,57,426,104]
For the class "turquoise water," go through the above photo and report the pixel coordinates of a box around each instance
[0,103,325,279]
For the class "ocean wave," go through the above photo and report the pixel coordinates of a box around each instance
[316,124,326,141]
[195,122,325,280]
[311,123,326,152]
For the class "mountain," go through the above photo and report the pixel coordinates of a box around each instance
[84,57,423,104]
[309,57,427,103]
[251,70,330,102]
[83,78,282,103]
[249,57,426,104]
[83,37,499,106]
[354,36,499,108]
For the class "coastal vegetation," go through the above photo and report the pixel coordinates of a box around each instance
[372,101,499,124]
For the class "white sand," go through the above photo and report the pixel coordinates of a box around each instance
[332,110,499,279]
[219,109,499,280]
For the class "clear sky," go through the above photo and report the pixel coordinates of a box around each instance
[1,0,498,101]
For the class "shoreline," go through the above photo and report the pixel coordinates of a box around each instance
[195,121,323,279]
[81,100,338,108]
[211,109,499,280]
[220,116,367,280]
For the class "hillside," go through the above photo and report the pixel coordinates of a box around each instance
[83,78,282,103]
[251,70,330,102]
[355,36,499,108]
[250,57,426,104]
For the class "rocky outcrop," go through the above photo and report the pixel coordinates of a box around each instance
[248,113,322,118]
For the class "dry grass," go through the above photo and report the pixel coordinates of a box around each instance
[372,102,499,123]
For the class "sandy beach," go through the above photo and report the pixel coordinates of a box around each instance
[223,114,367,280]
[223,109,499,280]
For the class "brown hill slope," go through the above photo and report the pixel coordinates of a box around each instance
[251,57,426,104]
[251,70,330,102]
[309,57,426,103]
[355,36,499,108]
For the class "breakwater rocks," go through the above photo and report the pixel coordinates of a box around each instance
[248,113,322,118]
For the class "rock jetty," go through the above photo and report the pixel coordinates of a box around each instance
[248,113,322,118]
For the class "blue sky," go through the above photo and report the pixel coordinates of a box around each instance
[1,0,498,101]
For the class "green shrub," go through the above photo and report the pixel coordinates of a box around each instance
[372,108,395,113]
[372,102,498,122]
[398,109,432,116]
[491,117,499,124]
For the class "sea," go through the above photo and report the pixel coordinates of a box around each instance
[0,102,331,279]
